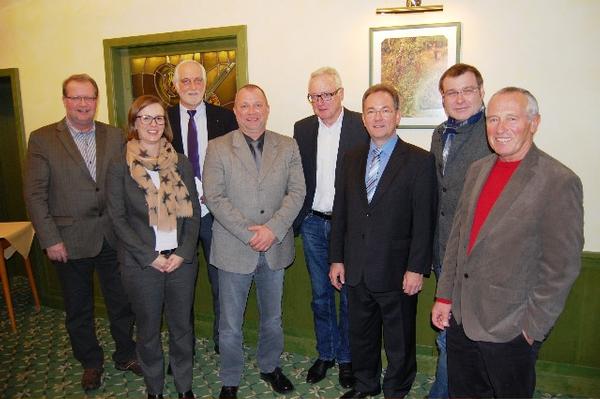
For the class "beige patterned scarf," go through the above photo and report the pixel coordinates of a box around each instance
[126,138,193,231]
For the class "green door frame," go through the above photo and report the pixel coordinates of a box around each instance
[0,68,27,180]
[103,25,248,129]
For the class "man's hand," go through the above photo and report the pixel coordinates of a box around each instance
[163,254,184,273]
[431,301,452,330]
[522,330,534,346]
[248,225,276,252]
[329,262,345,290]
[403,271,423,296]
[151,255,169,272]
[46,242,68,263]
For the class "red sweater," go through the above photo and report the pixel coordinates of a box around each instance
[467,159,521,254]
[436,159,521,304]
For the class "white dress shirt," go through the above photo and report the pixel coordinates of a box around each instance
[179,102,210,217]
[147,169,178,251]
[312,109,344,213]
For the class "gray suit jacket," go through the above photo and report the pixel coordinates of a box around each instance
[203,129,306,273]
[105,152,201,269]
[24,119,124,259]
[436,145,584,343]
[430,117,492,267]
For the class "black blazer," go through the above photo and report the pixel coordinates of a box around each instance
[293,108,369,232]
[330,139,437,292]
[168,102,238,154]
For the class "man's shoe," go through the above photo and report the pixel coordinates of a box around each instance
[178,390,195,398]
[219,386,238,399]
[147,394,164,399]
[81,367,103,391]
[306,359,335,384]
[340,388,381,398]
[115,358,143,376]
[260,367,294,394]
[338,362,355,388]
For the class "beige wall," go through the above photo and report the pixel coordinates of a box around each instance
[1,0,598,250]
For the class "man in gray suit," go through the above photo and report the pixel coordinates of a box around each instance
[203,84,305,399]
[428,63,492,399]
[24,74,140,392]
[431,87,584,398]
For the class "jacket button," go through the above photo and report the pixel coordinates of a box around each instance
[441,211,445,216]
[361,233,365,239]
[366,212,370,217]
[442,187,447,193]
[95,187,100,192]
[464,273,469,278]
[260,210,264,214]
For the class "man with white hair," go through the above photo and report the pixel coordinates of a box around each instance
[293,67,368,388]
[431,87,584,398]
[167,60,238,354]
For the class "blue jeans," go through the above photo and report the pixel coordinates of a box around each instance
[218,254,284,386]
[429,264,449,399]
[300,214,351,363]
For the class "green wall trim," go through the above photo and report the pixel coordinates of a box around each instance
[103,25,248,129]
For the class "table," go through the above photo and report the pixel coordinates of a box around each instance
[0,221,41,332]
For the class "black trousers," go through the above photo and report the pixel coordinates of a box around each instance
[54,241,136,369]
[348,281,417,398]
[447,318,541,398]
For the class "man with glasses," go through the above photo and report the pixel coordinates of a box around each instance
[329,84,436,398]
[427,63,492,399]
[168,59,238,355]
[293,67,368,388]
[24,74,141,392]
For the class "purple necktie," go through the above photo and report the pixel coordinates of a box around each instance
[187,109,201,179]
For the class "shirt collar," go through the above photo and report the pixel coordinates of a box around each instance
[65,118,95,135]
[179,101,206,117]
[317,108,344,130]
[369,134,398,155]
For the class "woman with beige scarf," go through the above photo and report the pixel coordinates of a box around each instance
[106,95,200,399]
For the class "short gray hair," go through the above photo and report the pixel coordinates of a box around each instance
[309,66,343,89]
[173,59,206,83]
[491,87,539,120]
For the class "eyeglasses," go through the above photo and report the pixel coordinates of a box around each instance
[136,115,166,125]
[365,108,395,118]
[307,88,341,103]
[65,96,97,103]
[179,78,204,87]
[442,86,480,100]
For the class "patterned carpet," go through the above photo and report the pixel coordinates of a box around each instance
[1,276,570,398]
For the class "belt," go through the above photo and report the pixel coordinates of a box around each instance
[159,248,176,258]
[310,210,332,220]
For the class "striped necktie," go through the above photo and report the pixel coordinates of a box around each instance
[366,147,382,203]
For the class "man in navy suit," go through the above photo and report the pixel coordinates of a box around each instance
[330,84,437,398]
[167,60,238,354]
[293,67,368,388]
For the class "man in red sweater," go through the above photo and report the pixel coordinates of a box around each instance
[431,87,584,398]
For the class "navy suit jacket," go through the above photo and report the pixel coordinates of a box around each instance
[293,108,369,232]
[167,102,238,154]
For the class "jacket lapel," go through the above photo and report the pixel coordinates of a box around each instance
[232,130,259,179]
[258,131,279,183]
[467,147,539,254]
[56,119,95,183]
[94,123,107,186]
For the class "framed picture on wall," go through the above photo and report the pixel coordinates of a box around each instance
[370,22,461,129]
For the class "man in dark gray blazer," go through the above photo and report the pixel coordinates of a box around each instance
[203,84,305,399]
[293,67,368,387]
[24,74,140,392]
[428,63,492,399]
[330,84,436,398]
[168,60,238,353]
[432,87,584,398]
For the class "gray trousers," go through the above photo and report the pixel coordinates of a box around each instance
[218,255,284,386]
[121,257,198,395]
